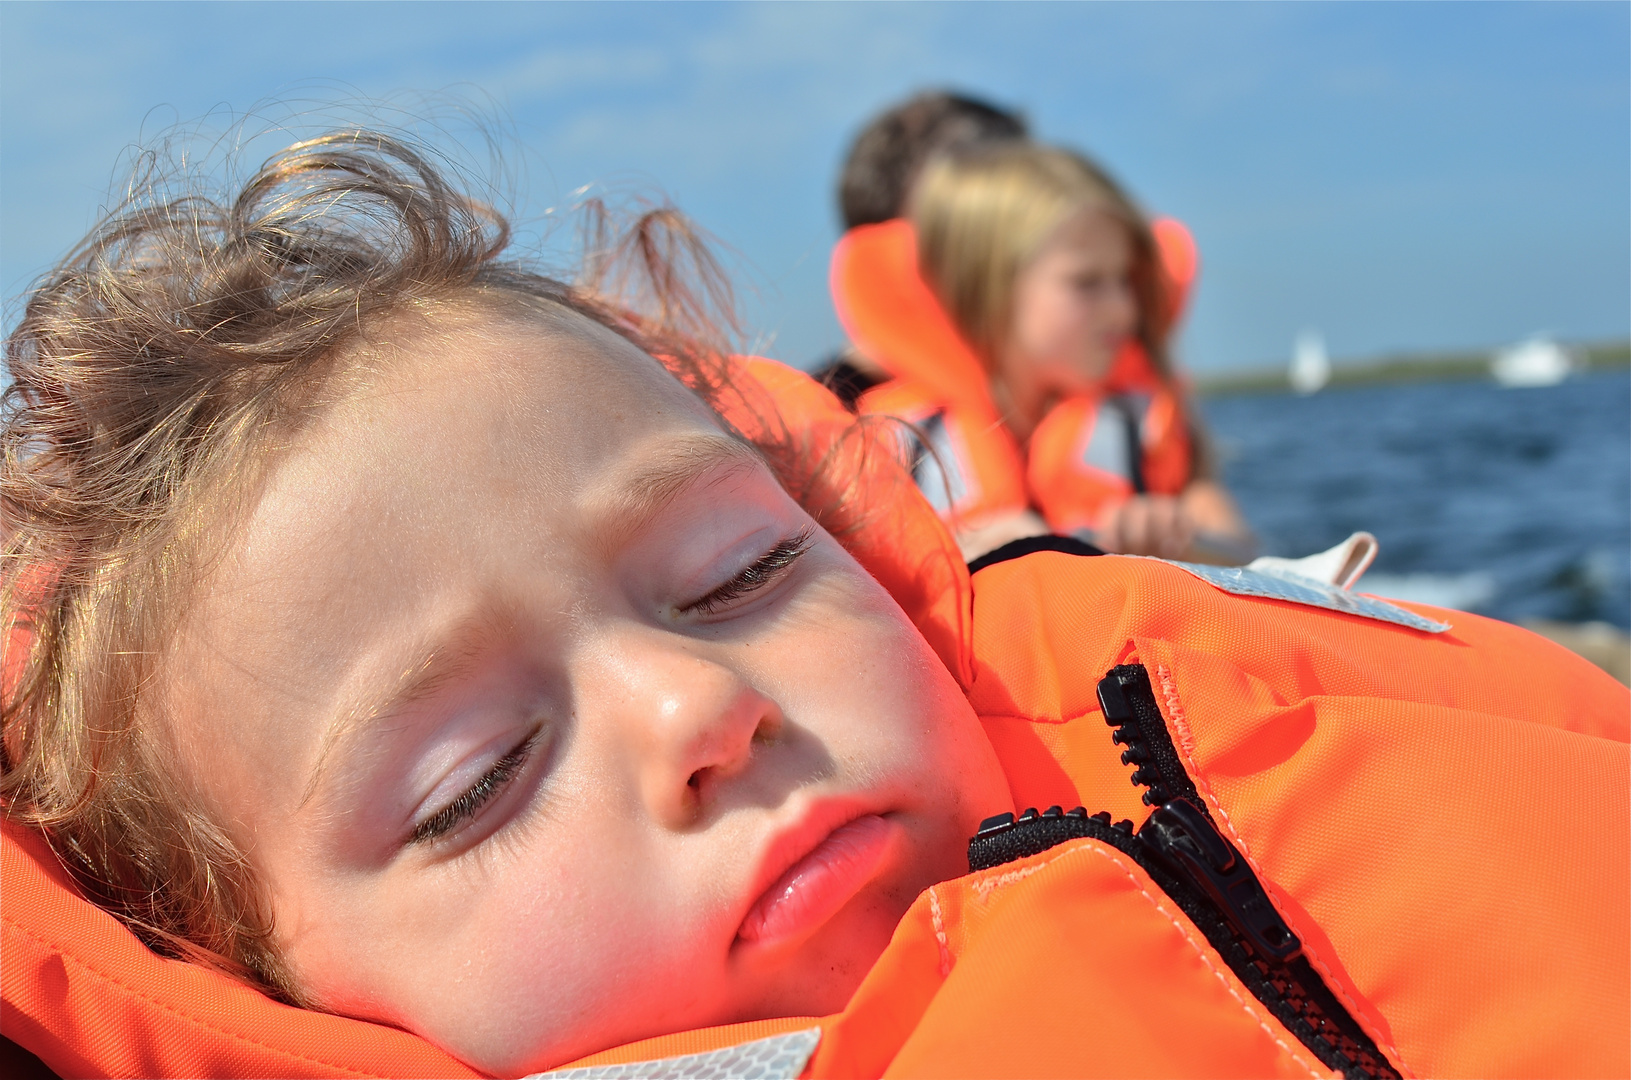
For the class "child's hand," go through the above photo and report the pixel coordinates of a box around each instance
[1094,495,1195,559]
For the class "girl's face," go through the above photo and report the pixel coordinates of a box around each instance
[996,208,1138,437]
[162,306,1010,1075]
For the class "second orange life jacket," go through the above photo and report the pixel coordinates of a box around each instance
[831,217,1198,532]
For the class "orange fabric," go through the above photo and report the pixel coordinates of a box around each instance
[1023,387,1192,532]
[829,220,994,423]
[817,840,1332,1080]
[854,376,1030,523]
[5,359,1627,1079]
[0,820,482,1080]
[1024,396,1132,529]
[1138,387,1191,492]
[957,553,1629,1080]
[1152,216,1200,333]
[830,219,1196,531]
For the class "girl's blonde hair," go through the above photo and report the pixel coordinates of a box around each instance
[0,130,871,1002]
[911,142,1173,380]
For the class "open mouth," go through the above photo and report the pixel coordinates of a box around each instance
[735,813,900,949]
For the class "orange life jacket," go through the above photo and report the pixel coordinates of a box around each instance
[4,360,1627,1079]
[831,218,1198,532]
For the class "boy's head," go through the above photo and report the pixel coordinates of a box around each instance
[837,89,1027,230]
[2,132,1009,1073]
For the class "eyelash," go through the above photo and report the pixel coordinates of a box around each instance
[411,736,535,845]
[683,527,815,615]
[406,532,813,845]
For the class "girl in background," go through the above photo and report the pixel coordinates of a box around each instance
[833,142,1255,562]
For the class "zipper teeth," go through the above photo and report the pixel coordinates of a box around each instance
[1102,664,1400,1080]
[972,809,1397,1080]
[968,664,1401,1080]
[1105,664,1197,812]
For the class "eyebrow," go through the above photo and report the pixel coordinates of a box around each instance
[586,431,768,553]
[299,611,510,810]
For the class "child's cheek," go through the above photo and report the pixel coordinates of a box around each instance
[308,818,684,1073]
[785,565,958,760]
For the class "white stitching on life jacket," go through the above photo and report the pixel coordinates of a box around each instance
[1087,845,1330,1079]
[1152,663,1418,1080]
[970,859,1049,900]
[927,884,953,978]
[1153,662,1200,763]
[977,841,1330,1079]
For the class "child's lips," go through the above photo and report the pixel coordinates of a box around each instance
[735,813,900,949]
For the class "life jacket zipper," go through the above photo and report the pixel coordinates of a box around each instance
[967,663,1401,1080]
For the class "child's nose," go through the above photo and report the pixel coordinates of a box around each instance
[619,644,784,829]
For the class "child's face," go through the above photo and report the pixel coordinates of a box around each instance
[998,208,1137,433]
[161,305,1009,1075]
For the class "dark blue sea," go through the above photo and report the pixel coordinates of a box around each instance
[1198,368,1631,629]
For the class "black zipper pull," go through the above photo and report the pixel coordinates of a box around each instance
[1139,797,1302,962]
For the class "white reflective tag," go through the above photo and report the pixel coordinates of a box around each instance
[531,1027,822,1080]
[1160,560,1451,634]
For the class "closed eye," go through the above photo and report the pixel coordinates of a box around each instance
[682,527,815,615]
[411,735,536,845]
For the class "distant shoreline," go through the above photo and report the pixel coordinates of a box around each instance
[1193,339,1631,397]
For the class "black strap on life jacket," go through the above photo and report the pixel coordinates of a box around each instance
[1109,395,1148,495]
[966,534,1104,575]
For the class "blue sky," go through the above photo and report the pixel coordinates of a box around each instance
[2,1,1626,372]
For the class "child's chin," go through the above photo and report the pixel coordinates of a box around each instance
[732,887,911,1019]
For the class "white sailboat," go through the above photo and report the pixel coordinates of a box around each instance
[1288,330,1331,394]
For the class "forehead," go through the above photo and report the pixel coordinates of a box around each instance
[349,302,722,442]
[1045,207,1129,257]
[261,302,739,555]
[163,301,757,799]
[178,299,740,646]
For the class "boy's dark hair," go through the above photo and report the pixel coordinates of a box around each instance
[837,90,1027,230]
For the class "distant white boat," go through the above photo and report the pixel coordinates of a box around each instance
[1491,336,1574,388]
[1288,330,1330,394]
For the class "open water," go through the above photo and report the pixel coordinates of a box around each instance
[1198,368,1631,629]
